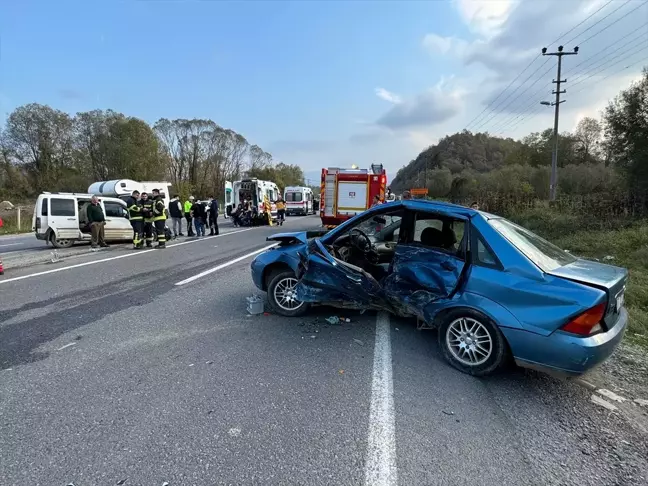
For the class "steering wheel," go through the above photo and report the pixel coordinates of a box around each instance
[349,228,380,264]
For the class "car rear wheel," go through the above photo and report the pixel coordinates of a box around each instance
[267,270,308,317]
[50,232,74,248]
[438,309,507,376]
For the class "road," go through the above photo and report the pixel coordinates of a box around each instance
[0,232,44,254]
[1,215,646,486]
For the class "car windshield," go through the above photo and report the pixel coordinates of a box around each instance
[489,218,577,272]
[347,212,402,243]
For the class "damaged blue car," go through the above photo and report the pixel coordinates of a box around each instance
[250,200,628,377]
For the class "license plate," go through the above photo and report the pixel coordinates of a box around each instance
[616,290,625,312]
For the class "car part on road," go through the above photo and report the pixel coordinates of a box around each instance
[266,270,308,316]
[246,295,265,315]
[438,308,507,376]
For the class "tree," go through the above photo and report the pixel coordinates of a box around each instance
[574,117,602,164]
[604,68,648,197]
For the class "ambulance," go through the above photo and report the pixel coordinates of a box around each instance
[231,178,280,220]
[319,164,387,227]
[284,186,315,216]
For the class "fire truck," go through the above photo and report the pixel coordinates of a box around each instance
[319,164,387,227]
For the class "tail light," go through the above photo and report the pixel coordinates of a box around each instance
[561,303,606,336]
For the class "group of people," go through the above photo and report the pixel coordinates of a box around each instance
[168,195,220,238]
[231,196,279,227]
[125,189,170,249]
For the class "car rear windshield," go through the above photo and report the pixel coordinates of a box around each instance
[489,218,577,272]
[286,192,303,202]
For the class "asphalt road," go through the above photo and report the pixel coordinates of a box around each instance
[0,232,44,254]
[1,215,646,486]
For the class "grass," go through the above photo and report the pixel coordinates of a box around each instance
[508,209,648,345]
[0,206,34,235]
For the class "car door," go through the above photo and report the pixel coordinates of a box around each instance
[383,210,470,323]
[295,239,385,308]
[48,196,80,239]
[103,201,132,241]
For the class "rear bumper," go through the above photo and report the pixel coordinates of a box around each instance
[502,308,628,376]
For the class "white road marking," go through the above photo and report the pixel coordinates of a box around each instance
[0,243,21,248]
[0,228,252,285]
[57,342,77,351]
[365,311,398,486]
[174,244,277,286]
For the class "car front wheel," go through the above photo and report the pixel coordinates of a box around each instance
[438,309,507,376]
[267,270,309,317]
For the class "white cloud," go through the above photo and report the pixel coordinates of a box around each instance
[454,0,517,39]
[374,87,402,104]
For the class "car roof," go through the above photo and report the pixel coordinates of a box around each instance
[400,199,478,217]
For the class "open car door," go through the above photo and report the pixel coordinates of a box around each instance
[383,216,469,323]
[295,239,387,309]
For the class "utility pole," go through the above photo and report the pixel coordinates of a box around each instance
[542,45,578,200]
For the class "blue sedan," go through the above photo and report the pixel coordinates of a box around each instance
[250,200,628,377]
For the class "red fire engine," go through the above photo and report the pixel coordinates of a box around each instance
[319,164,387,227]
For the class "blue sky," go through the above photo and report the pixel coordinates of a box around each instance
[1,0,647,181]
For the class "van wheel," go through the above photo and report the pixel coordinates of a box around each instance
[267,270,308,317]
[50,233,73,248]
[438,309,507,377]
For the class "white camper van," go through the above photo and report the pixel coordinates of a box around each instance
[32,193,133,248]
[224,180,234,217]
[87,180,172,209]
[232,178,280,219]
[284,186,315,216]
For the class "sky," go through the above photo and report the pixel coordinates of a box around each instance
[1,0,647,184]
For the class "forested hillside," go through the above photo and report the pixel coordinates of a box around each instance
[391,68,648,207]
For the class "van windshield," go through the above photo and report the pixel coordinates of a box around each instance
[286,192,303,202]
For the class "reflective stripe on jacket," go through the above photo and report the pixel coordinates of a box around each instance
[127,197,142,221]
[153,198,167,221]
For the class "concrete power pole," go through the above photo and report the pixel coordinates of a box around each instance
[542,45,578,200]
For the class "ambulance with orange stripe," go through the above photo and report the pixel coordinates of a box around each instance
[319,164,387,227]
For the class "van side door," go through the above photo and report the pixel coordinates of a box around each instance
[48,196,80,240]
[103,201,132,241]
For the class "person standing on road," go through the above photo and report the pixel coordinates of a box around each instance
[402,190,412,200]
[191,198,206,237]
[371,195,382,207]
[184,196,195,237]
[386,187,396,202]
[151,189,167,249]
[141,192,154,248]
[275,195,286,226]
[168,194,184,238]
[88,196,109,249]
[208,197,220,236]
[127,190,143,249]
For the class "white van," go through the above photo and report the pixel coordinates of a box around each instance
[284,186,315,216]
[32,193,133,248]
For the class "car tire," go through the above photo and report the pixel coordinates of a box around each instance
[50,232,74,249]
[267,270,309,317]
[438,308,507,377]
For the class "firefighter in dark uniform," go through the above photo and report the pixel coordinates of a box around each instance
[141,192,155,248]
[151,189,167,248]
[127,190,143,249]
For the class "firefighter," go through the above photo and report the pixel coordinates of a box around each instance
[127,190,143,249]
[151,189,167,248]
[141,192,155,248]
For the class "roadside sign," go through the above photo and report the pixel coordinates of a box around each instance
[410,188,428,195]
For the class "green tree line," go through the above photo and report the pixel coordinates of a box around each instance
[392,68,648,207]
[0,106,305,201]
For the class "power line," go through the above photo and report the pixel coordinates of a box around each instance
[575,0,647,46]
[464,55,542,131]
[562,0,632,45]
[570,56,648,97]
[569,42,648,91]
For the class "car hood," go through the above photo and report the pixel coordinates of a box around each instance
[266,229,329,246]
[547,258,628,290]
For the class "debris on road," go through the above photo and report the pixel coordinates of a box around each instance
[635,398,648,407]
[339,369,344,374]
[117,479,128,485]
[205,360,213,365]
[353,339,364,346]
[246,295,264,315]
[188,363,194,367]
[442,410,454,416]
[57,342,77,351]
[228,427,241,437]
[591,394,618,411]
[325,316,340,325]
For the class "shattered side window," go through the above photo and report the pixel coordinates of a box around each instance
[413,213,465,257]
